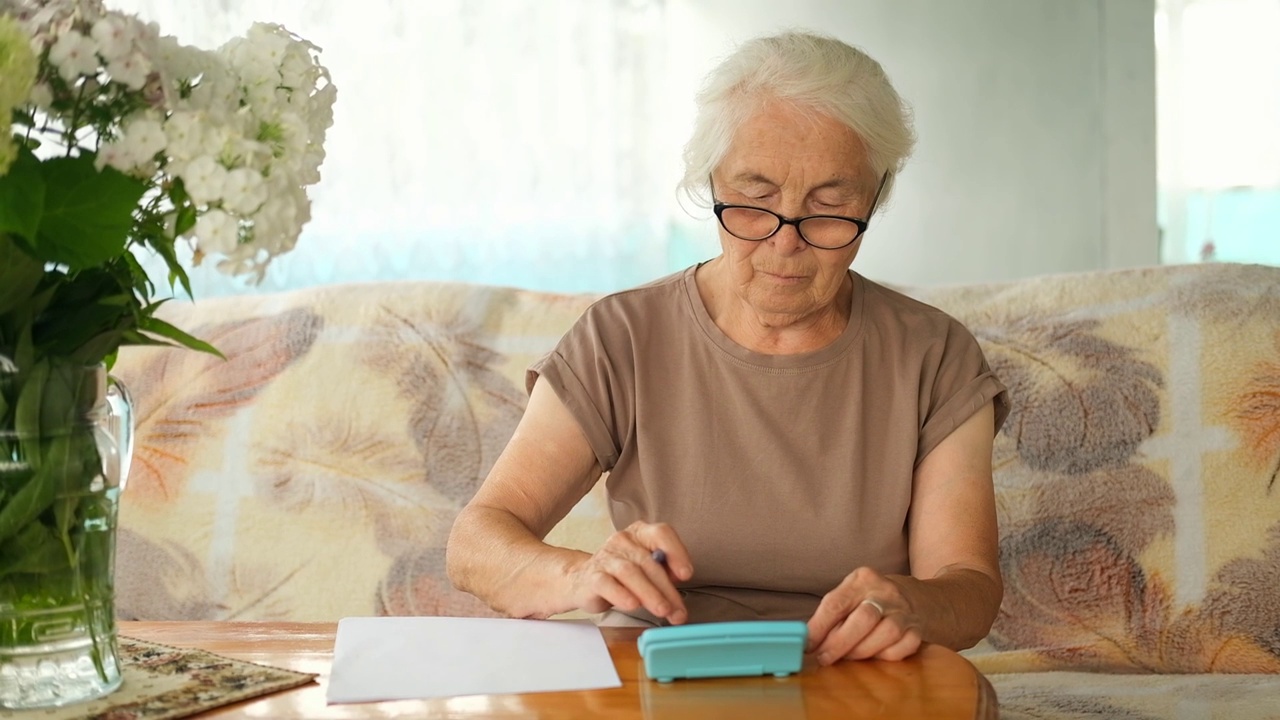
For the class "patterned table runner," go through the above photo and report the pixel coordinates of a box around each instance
[0,636,316,720]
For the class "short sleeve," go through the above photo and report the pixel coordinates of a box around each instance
[915,319,1010,466]
[526,304,634,471]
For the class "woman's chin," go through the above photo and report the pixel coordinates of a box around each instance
[745,290,814,318]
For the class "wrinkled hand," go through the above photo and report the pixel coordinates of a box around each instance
[566,521,692,625]
[806,567,922,664]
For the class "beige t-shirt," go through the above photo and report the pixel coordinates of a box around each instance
[529,265,1009,622]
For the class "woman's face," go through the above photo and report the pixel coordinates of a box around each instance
[710,100,878,322]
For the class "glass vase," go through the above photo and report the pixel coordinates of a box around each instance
[0,359,133,709]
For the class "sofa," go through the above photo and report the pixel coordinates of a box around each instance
[111,262,1280,718]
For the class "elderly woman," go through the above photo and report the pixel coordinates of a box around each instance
[447,31,1008,664]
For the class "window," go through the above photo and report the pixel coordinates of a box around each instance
[1157,0,1280,265]
[114,0,677,296]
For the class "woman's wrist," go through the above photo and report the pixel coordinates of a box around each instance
[514,545,594,618]
[887,567,1001,650]
[485,540,592,619]
[448,505,586,618]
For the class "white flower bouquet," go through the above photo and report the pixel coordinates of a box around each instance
[0,0,334,706]
[1,0,335,296]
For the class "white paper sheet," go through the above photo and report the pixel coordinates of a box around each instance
[326,616,623,704]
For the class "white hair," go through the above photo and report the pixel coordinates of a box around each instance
[679,31,916,215]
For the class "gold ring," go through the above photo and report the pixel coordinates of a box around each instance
[860,598,885,615]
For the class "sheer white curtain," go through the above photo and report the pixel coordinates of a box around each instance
[1156,0,1280,265]
[113,0,676,296]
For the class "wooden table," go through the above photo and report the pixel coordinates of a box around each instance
[121,621,997,719]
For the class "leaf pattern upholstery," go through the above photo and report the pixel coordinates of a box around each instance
[984,318,1163,475]
[903,264,1280,676]
[113,281,602,622]
[125,309,323,503]
[111,265,1280,692]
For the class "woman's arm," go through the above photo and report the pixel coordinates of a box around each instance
[446,378,692,622]
[896,399,1003,646]
[807,401,1001,661]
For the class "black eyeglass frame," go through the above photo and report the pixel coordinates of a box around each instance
[711,171,889,250]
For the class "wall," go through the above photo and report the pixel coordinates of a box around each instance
[665,0,1158,287]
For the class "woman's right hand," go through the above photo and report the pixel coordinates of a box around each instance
[565,521,693,625]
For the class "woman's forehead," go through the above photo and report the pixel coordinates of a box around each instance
[717,102,873,187]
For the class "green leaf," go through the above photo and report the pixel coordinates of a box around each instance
[14,361,46,464]
[138,314,225,357]
[37,362,80,437]
[40,299,131,360]
[0,522,69,578]
[0,146,46,243]
[13,321,35,380]
[0,462,31,498]
[174,203,196,237]
[31,155,146,271]
[71,329,129,366]
[14,281,59,326]
[149,234,193,299]
[0,446,59,545]
[30,267,135,364]
[0,234,43,317]
[53,429,98,549]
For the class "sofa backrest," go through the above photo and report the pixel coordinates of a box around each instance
[113,280,608,621]
[112,263,1280,674]
[910,263,1280,674]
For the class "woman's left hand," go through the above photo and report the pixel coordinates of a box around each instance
[806,567,923,664]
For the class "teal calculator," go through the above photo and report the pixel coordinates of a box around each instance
[637,621,807,682]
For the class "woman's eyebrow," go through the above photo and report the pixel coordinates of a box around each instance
[810,177,862,192]
[722,173,867,196]
[730,173,862,188]
[726,172,778,186]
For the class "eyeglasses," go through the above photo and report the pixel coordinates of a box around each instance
[712,172,888,250]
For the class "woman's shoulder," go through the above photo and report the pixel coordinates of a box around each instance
[857,274,977,340]
[557,267,696,351]
[579,266,693,320]
[860,274,950,316]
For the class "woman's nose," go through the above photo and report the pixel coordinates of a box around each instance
[768,219,807,254]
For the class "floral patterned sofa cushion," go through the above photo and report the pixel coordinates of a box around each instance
[113,280,606,621]
[113,264,1280,683]
[912,263,1280,677]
